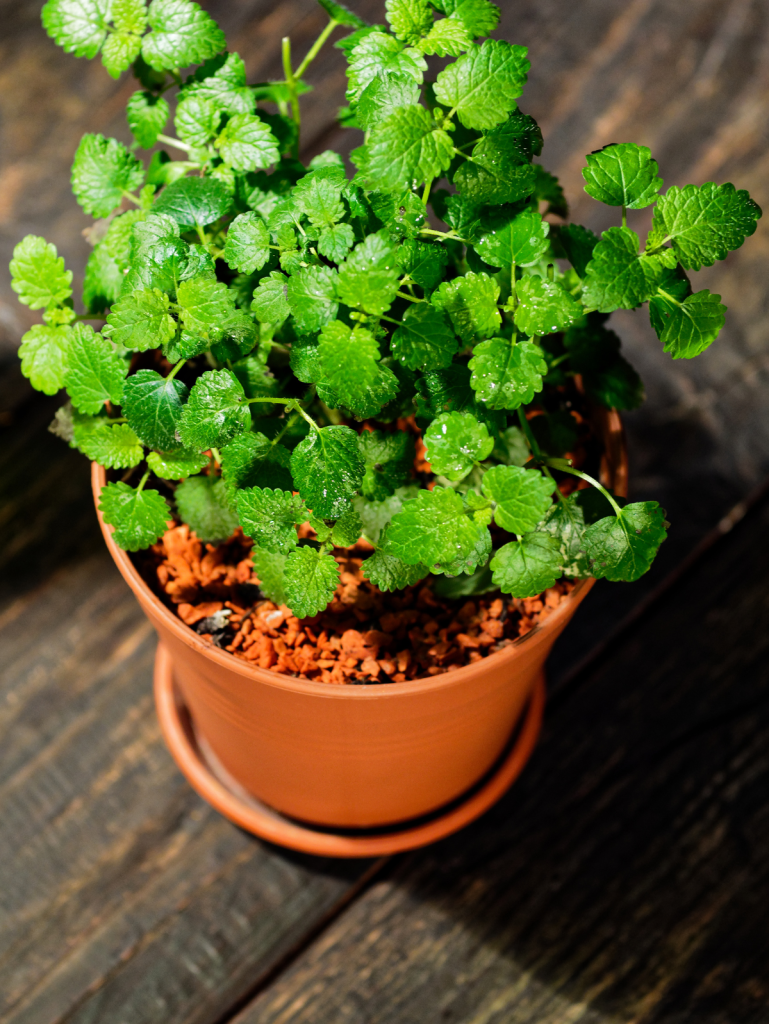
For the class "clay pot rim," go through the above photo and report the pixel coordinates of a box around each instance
[91,409,626,700]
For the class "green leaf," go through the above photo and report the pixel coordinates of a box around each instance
[105,288,177,352]
[434,39,529,130]
[292,171,345,228]
[582,143,663,209]
[535,491,592,578]
[468,337,546,410]
[141,0,226,71]
[153,175,233,228]
[222,212,270,275]
[181,52,255,116]
[533,164,568,217]
[492,424,529,466]
[286,265,339,333]
[251,271,290,324]
[396,239,448,291]
[318,223,356,263]
[423,410,493,481]
[220,431,293,494]
[175,474,239,544]
[318,321,380,404]
[648,181,762,271]
[353,484,419,544]
[435,515,492,576]
[432,272,501,342]
[100,480,170,551]
[216,113,280,172]
[356,72,421,130]
[178,368,250,451]
[359,429,415,501]
[75,419,144,468]
[174,94,221,147]
[83,241,123,313]
[283,547,341,618]
[514,275,581,336]
[490,533,561,597]
[473,207,549,268]
[454,134,537,207]
[42,0,110,57]
[64,323,127,414]
[121,368,188,449]
[290,425,365,519]
[362,546,427,590]
[105,209,147,270]
[18,325,71,395]
[71,134,144,218]
[346,31,426,104]
[354,106,454,191]
[102,29,143,79]
[177,276,236,340]
[131,212,179,251]
[417,17,473,56]
[384,486,488,568]
[554,223,598,278]
[652,288,727,359]
[336,231,401,315]
[317,0,369,29]
[582,226,662,312]
[481,464,553,533]
[235,486,305,554]
[385,0,433,44]
[251,547,288,605]
[10,235,72,310]
[390,303,458,372]
[436,0,500,37]
[147,448,208,478]
[584,501,667,581]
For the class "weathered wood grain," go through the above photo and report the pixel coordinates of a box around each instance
[236,441,769,1024]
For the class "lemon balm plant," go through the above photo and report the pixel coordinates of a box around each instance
[11,0,762,620]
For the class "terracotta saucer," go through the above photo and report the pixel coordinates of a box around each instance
[154,643,545,858]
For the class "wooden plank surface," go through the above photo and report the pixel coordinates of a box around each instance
[236,430,769,1024]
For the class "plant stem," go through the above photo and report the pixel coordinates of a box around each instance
[281,37,302,153]
[294,18,339,79]
[419,228,467,243]
[421,177,434,204]
[247,395,319,431]
[121,190,142,207]
[157,133,195,154]
[396,290,423,303]
[544,460,623,515]
[195,224,208,246]
[137,470,150,494]
[622,203,627,228]
[166,359,186,380]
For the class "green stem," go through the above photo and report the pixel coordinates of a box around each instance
[380,314,402,326]
[247,396,319,432]
[419,228,467,243]
[282,37,301,153]
[137,470,150,494]
[544,460,623,516]
[195,224,208,247]
[157,133,195,154]
[166,359,186,380]
[210,447,222,465]
[421,177,434,204]
[294,18,339,79]
[396,290,423,303]
[121,190,142,207]
[622,204,627,228]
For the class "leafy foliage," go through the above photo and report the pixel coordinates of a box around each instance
[17,0,761,620]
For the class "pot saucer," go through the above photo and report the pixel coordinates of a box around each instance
[154,643,545,858]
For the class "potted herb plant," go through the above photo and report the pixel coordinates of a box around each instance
[10,0,761,854]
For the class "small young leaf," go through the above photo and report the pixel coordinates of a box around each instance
[346,31,426,104]
[356,71,421,130]
[353,484,419,544]
[220,431,293,494]
[178,368,250,451]
[64,323,127,414]
[181,52,255,115]
[514,275,581,336]
[417,17,473,56]
[336,231,401,315]
[396,239,448,291]
[126,91,169,149]
[177,276,236,339]
[318,223,355,263]
[318,321,380,404]
[102,20,145,78]
[141,0,226,72]
[234,486,304,553]
[223,212,271,274]
[390,303,458,372]
[286,265,339,333]
[216,113,280,172]
[652,288,727,359]
[99,480,170,551]
[251,271,290,324]
[584,502,667,581]
[468,337,546,409]
[385,0,433,45]
[490,532,561,597]
[384,486,487,566]
[105,288,177,352]
[83,241,123,313]
[153,175,233,228]
[174,93,221,147]
[359,429,415,501]
[283,547,341,618]
[121,368,188,449]
[251,547,288,606]
[290,425,365,519]
[355,106,454,191]
[42,0,110,58]
[175,474,239,543]
[481,464,553,533]
[423,411,493,481]
[473,207,549,268]
[434,39,529,130]
[147,449,208,479]
[75,420,144,468]
[649,182,762,271]
[18,325,71,395]
[71,133,144,218]
[432,272,501,342]
[362,546,427,590]
[582,143,663,209]
[437,0,500,38]
[582,226,662,312]
[317,0,369,29]
[10,235,73,310]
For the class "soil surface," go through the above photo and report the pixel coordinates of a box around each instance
[136,525,576,685]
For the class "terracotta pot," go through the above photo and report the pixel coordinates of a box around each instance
[92,409,627,838]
